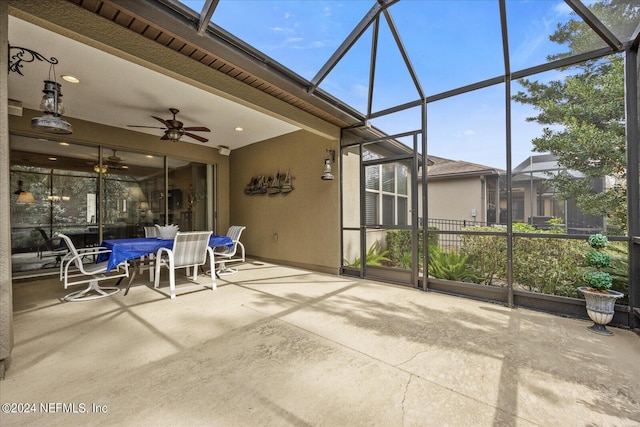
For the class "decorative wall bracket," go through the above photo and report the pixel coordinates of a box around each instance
[8,44,59,76]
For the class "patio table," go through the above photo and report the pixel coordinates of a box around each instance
[97,236,233,294]
[98,236,233,272]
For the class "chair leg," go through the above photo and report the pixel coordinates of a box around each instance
[209,256,216,290]
[154,262,161,289]
[148,254,155,282]
[169,262,176,300]
[216,259,239,275]
[64,279,119,302]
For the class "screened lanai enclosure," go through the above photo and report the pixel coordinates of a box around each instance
[310,0,639,328]
[6,0,640,330]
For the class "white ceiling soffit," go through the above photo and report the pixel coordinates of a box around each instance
[8,16,300,151]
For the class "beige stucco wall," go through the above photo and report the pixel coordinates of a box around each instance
[1,0,13,376]
[230,130,340,274]
[419,177,485,223]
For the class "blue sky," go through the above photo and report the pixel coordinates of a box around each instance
[179,0,610,170]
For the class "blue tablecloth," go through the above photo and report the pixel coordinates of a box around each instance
[98,236,233,272]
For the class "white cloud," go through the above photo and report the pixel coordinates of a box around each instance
[352,84,368,99]
[553,1,573,17]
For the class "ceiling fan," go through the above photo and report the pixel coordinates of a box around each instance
[104,150,128,169]
[127,108,210,143]
[80,150,128,172]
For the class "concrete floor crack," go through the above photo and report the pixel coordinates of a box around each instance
[402,374,414,426]
[395,350,429,368]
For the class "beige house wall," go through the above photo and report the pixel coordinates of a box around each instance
[342,150,361,264]
[419,177,485,223]
[230,130,340,274]
[1,0,13,375]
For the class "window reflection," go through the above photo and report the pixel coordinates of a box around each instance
[10,138,214,276]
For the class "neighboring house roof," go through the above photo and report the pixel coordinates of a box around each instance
[512,154,585,182]
[425,155,503,180]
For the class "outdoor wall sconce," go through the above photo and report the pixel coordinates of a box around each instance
[321,149,336,181]
[8,44,73,134]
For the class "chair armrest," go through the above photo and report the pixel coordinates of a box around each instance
[60,248,114,277]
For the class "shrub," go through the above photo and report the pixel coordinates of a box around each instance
[428,246,482,283]
[587,233,608,249]
[605,241,629,296]
[385,227,438,268]
[461,224,584,296]
[459,226,507,286]
[583,271,613,290]
[585,250,611,269]
[582,234,614,292]
[345,241,390,267]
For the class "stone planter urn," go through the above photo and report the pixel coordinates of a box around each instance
[578,287,623,336]
[578,234,623,336]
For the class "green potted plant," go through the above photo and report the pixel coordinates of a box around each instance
[578,234,623,335]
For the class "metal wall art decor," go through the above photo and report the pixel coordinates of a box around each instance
[245,171,293,195]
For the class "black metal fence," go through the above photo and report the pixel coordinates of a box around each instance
[425,218,490,251]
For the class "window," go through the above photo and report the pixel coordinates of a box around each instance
[365,162,409,226]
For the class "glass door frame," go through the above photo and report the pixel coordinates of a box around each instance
[341,130,422,288]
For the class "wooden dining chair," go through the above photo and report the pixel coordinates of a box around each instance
[154,231,215,299]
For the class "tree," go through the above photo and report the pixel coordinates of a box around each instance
[512,0,640,233]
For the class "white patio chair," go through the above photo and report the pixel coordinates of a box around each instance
[139,226,158,281]
[144,226,158,238]
[213,225,246,276]
[154,231,216,299]
[58,233,129,301]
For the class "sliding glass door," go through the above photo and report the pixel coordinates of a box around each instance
[10,135,217,277]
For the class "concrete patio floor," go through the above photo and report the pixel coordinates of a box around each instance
[2,260,639,426]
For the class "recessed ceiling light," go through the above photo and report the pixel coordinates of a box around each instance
[62,75,80,84]
[146,155,154,158]
[235,127,243,132]
[59,142,69,146]
[48,157,57,161]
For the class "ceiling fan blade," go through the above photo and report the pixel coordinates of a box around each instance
[127,125,166,129]
[160,134,170,140]
[183,126,210,132]
[152,116,171,127]
[184,132,209,143]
